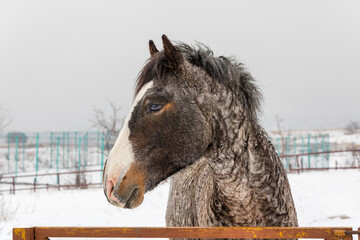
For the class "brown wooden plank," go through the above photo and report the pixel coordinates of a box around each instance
[13,228,34,240]
[34,227,353,239]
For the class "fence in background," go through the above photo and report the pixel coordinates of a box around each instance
[1,149,359,195]
[0,131,336,176]
[0,169,102,194]
[280,149,360,173]
[0,131,117,178]
[1,130,359,193]
[12,226,359,240]
[270,133,332,169]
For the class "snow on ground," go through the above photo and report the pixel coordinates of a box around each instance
[1,169,360,240]
[289,170,360,227]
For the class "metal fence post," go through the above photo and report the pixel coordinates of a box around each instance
[50,132,53,168]
[78,137,82,173]
[67,132,70,168]
[286,135,290,169]
[74,131,78,167]
[326,133,330,166]
[97,130,100,165]
[22,133,26,172]
[84,132,88,167]
[307,134,311,168]
[100,133,105,181]
[321,134,325,168]
[12,176,15,194]
[56,137,60,184]
[62,132,65,168]
[7,133,10,172]
[57,173,60,191]
[35,133,39,183]
[15,136,18,182]
[315,135,318,168]
[301,136,305,170]
[293,137,297,168]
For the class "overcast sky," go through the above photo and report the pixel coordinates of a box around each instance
[1,0,359,132]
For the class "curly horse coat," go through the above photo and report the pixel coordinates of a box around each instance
[103,35,298,231]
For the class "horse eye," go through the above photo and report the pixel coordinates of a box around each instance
[149,104,163,112]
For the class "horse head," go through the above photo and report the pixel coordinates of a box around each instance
[103,35,213,208]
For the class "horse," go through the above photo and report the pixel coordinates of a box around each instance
[103,35,298,232]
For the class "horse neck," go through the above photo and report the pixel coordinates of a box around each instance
[207,116,274,180]
[190,71,282,191]
[201,86,280,191]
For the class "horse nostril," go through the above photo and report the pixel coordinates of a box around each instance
[106,179,115,199]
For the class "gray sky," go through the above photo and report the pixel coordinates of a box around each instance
[1,0,359,132]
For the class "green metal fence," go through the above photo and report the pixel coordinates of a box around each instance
[270,133,331,170]
[0,131,116,181]
[0,131,333,176]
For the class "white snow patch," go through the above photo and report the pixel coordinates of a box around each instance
[1,170,360,240]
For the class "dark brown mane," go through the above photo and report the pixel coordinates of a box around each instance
[135,43,263,121]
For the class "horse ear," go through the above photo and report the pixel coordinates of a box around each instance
[162,34,184,68]
[149,40,159,57]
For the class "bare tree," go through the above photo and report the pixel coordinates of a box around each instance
[350,143,360,168]
[91,101,124,154]
[0,104,11,132]
[275,115,289,155]
[344,121,360,135]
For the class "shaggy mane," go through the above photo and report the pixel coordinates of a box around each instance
[136,43,263,121]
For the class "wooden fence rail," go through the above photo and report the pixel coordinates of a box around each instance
[13,227,360,240]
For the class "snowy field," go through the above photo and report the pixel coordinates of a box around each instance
[1,169,360,240]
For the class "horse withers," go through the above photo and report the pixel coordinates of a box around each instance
[103,35,298,230]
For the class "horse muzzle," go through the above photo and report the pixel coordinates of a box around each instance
[104,162,146,209]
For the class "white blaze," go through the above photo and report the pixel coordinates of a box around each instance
[105,81,154,183]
